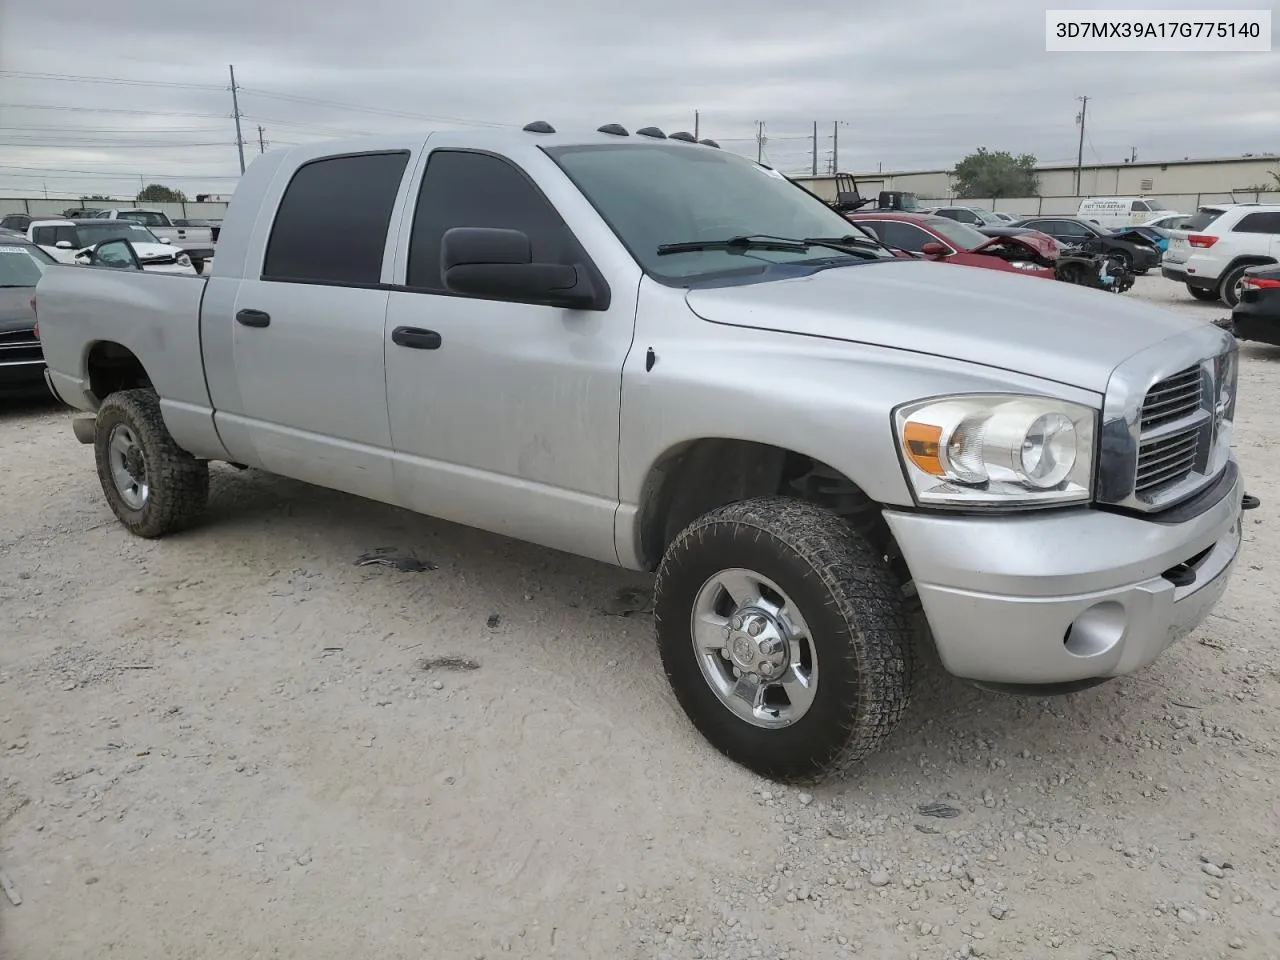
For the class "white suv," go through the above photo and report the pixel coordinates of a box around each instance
[1162,203,1280,307]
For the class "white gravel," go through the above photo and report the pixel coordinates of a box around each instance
[1,275,1277,959]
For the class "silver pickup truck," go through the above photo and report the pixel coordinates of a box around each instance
[34,123,1247,781]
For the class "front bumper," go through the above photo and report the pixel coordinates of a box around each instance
[884,465,1243,685]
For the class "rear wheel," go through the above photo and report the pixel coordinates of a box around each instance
[653,497,913,783]
[1217,264,1251,309]
[94,389,209,538]
[1187,284,1219,302]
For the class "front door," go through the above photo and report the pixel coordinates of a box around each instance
[219,150,412,503]
[383,145,639,564]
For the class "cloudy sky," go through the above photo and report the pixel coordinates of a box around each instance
[0,0,1275,199]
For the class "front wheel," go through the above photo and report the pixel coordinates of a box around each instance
[653,497,913,783]
[94,389,210,538]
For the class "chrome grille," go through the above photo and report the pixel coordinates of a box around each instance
[1139,366,1202,430]
[1134,364,1208,499]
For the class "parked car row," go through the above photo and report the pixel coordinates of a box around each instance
[26,219,199,275]
[2,208,217,272]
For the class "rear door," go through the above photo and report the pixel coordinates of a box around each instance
[1230,211,1280,259]
[216,149,413,503]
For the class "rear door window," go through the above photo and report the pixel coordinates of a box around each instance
[1184,208,1226,232]
[262,151,410,285]
[1232,212,1280,234]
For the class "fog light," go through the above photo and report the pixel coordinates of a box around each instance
[1063,601,1126,658]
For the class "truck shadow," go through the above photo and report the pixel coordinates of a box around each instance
[198,463,1232,797]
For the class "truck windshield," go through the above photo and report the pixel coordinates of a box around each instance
[74,223,159,246]
[544,143,893,284]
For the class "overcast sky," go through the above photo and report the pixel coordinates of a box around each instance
[0,0,1276,199]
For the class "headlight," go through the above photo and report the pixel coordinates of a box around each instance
[894,394,1096,507]
[177,253,192,267]
[1008,261,1041,271]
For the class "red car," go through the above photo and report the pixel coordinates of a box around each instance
[845,212,1059,279]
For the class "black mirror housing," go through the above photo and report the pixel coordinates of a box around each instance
[440,227,605,310]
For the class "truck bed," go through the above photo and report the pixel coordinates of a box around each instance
[37,266,218,450]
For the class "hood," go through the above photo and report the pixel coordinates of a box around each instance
[683,259,1203,393]
[0,287,36,333]
[972,232,1058,260]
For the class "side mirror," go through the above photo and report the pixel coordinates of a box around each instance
[89,238,144,270]
[55,240,74,250]
[921,242,950,258]
[440,227,603,310]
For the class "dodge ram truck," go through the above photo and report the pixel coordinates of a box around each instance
[34,122,1249,782]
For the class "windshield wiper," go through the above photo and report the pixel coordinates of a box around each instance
[656,234,881,259]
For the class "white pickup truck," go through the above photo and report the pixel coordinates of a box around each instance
[34,123,1250,781]
[91,208,216,271]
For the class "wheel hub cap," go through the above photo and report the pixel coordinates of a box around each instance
[726,609,790,678]
[107,423,149,510]
[691,568,818,729]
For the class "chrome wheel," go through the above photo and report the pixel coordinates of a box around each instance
[690,567,817,729]
[107,423,149,510]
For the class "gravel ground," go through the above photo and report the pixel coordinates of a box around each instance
[1,275,1277,960]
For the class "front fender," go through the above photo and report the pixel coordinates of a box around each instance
[614,316,1102,568]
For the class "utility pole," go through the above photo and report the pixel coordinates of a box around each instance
[1073,95,1089,196]
[1129,146,1137,163]
[811,121,818,176]
[694,111,699,140]
[258,125,267,154]
[832,121,839,174]
[756,121,766,163]
[229,64,246,174]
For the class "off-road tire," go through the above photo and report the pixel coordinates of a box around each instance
[94,388,209,538]
[653,497,913,783]
[1187,284,1219,302]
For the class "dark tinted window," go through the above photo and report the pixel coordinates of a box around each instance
[1233,212,1280,234]
[862,221,936,253]
[263,151,409,285]
[1185,208,1225,232]
[406,150,580,290]
[32,225,78,246]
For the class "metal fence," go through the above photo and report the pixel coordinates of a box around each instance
[0,198,231,220]
[910,192,1280,216]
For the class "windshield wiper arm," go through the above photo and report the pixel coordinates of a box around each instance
[657,235,809,256]
[657,234,880,259]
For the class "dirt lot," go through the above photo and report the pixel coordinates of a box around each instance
[1,275,1277,960]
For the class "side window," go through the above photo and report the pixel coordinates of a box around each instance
[263,151,410,285]
[31,227,53,245]
[1131,200,1150,212]
[934,209,959,221]
[119,211,164,227]
[56,227,79,246]
[406,150,579,291]
[1233,212,1280,235]
[874,221,935,253]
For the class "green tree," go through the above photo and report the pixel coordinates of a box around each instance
[951,148,1039,199]
[136,183,187,203]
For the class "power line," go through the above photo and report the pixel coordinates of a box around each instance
[236,87,511,129]
[0,102,230,120]
[0,70,224,91]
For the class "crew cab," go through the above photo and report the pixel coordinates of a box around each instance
[27,219,198,275]
[34,123,1249,782]
[90,208,216,270]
